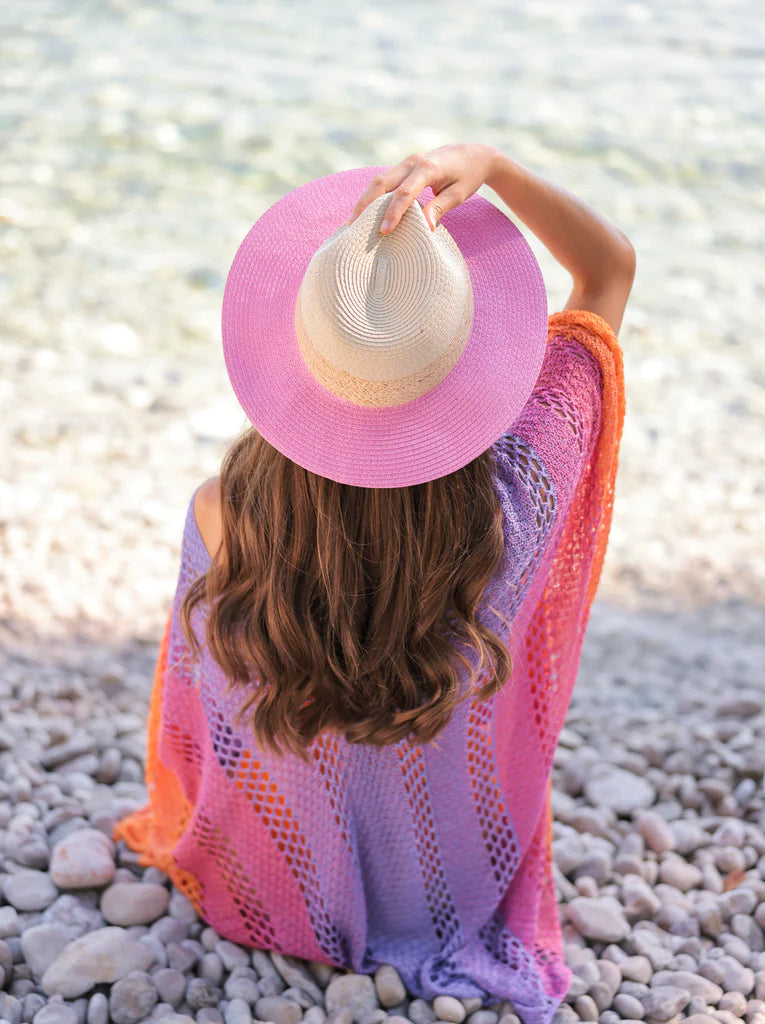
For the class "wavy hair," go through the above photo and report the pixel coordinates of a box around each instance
[179,427,512,763]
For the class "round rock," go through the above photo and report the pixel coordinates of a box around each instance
[101,882,170,926]
[153,967,187,1007]
[49,829,115,889]
[167,891,198,923]
[566,896,630,942]
[254,995,303,1024]
[651,969,722,1004]
[86,992,108,1024]
[641,985,691,1019]
[613,992,644,1019]
[374,964,406,1009]
[433,997,466,1023]
[325,973,379,1021]
[24,994,47,1022]
[42,893,104,936]
[2,870,59,912]
[185,978,221,1011]
[583,765,655,815]
[635,810,676,853]
[408,1000,437,1024]
[303,1007,328,1024]
[198,952,224,986]
[466,1013,498,1024]
[20,924,73,979]
[658,856,703,891]
[109,970,158,1024]
[41,926,155,997]
[224,997,252,1024]
[33,1003,78,1024]
[0,992,23,1024]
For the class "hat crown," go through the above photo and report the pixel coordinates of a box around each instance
[294,193,474,408]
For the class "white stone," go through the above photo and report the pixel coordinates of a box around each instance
[100,882,170,926]
[583,765,656,815]
[20,923,74,979]
[325,973,379,1019]
[153,967,187,1008]
[1,870,59,911]
[433,997,467,1023]
[373,964,406,1008]
[109,970,158,1024]
[566,896,630,942]
[223,997,252,1024]
[86,992,108,1024]
[49,829,115,889]
[635,810,676,853]
[650,970,723,1004]
[253,996,302,1024]
[41,926,155,997]
[657,855,703,891]
[167,890,198,923]
[303,1007,327,1024]
[640,984,691,1020]
[33,1003,79,1024]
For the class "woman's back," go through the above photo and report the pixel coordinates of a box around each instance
[113,307,625,1024]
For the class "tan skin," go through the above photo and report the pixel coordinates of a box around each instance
[196,144,636,559]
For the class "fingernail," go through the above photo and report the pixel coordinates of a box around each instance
[380,218,390,232]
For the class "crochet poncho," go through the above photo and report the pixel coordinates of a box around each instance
[113,309,625,1024]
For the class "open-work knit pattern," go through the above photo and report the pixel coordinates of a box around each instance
[113,309,625,1024]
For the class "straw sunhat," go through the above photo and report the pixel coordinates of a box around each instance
[222,165,548,487]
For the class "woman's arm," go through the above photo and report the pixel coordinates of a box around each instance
[345,144,636,337]
[484,149,636,336]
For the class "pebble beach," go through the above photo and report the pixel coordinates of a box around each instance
[1,2,764,1024]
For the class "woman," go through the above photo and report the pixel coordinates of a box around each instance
[114,143,633,1024]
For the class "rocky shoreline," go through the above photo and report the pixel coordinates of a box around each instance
[2,597,765,1024]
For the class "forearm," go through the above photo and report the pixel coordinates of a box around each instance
[484,148,635,289]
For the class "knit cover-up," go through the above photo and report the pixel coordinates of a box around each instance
[113,309,625,1024]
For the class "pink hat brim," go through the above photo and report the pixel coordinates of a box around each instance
[222,165,548,488]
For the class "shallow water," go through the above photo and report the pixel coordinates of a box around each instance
[1,0,763,641]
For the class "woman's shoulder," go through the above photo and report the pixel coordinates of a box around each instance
[193,476,224,564]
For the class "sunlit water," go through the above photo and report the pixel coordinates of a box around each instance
[1,0,763,641]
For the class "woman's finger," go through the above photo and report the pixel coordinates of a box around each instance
[420,183,465,231]
[376,162,445,234]
[344,159,413,225]
[344,154,431,228]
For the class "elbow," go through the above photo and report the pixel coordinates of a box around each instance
[573,234,639,294]
[578,236,636,294]
[614,233,637,282]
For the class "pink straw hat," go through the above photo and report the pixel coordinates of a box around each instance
[222,165,548,488]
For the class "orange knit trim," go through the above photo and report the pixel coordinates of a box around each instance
[547,309,626,607]
[112,611,204,912]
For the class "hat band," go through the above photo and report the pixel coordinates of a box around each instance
[294,280,475,408]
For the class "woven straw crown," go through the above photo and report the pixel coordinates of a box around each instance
[294,193,474,407]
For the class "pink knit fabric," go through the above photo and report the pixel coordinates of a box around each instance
[114,309,625,1024]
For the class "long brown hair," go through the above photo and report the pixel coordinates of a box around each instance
[179,427,512,762]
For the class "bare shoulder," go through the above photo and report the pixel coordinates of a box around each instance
[193,476,224,563]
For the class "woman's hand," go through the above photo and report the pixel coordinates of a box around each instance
[345,144,500,234]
